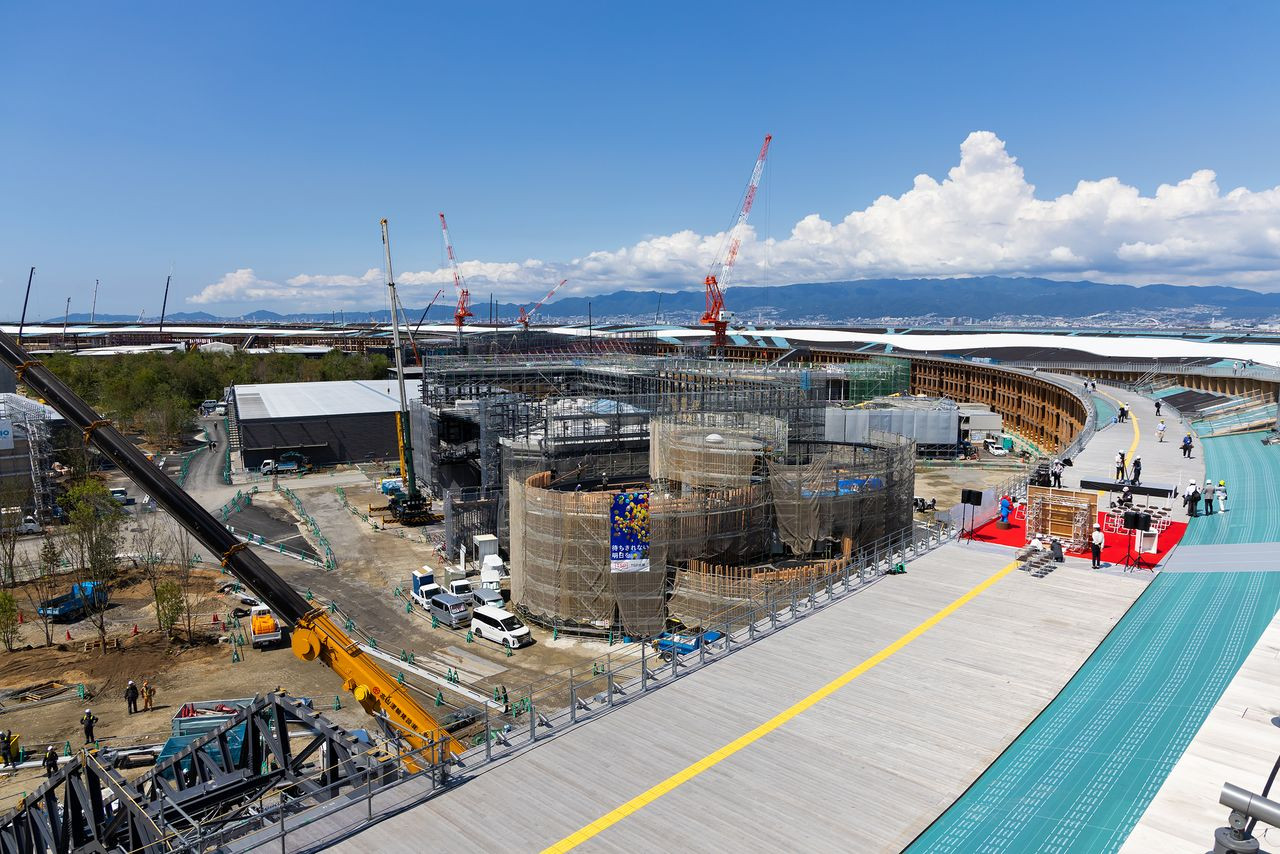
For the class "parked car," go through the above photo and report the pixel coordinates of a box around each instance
[470,606,532,648]
[429,593,470,629]
[471,588,504,610]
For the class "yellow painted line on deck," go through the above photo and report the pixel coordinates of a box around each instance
[541,557,1022,854]
[1096,389,1141,461]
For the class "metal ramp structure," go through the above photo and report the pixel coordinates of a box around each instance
[0,693,398,854]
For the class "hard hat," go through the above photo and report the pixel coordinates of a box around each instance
[1094,523,1101,528]
[1219,480,1226,486]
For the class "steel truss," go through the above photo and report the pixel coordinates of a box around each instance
[0,693,395,854]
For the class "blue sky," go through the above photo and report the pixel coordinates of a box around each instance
[4,2,1280,318]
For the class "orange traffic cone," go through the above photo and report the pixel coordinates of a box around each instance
[66,629,73,641]
[17,611,23,624]
[211,613,220,624]
[132,624,139,636]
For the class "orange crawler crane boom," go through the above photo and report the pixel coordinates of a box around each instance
[0,329,461,770]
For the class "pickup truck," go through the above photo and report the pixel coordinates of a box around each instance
[1,512,41,536]
[249,605,284,648]
[38,582,109,623]
[259,459,299,476]
[652,630,724,661]
[410,569,442,609]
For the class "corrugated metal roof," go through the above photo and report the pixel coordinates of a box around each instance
[233,380,422,420]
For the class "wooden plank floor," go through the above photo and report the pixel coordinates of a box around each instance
[329,543,1149,853]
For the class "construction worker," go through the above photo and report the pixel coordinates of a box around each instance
[1155,399,1162,416]
[142,680,156,712]
[1216,480,1229,514]
[1203,481,1216,516]
[1130,456,1142,486]
[80,709,98,744]
[43,745,59,778]
[125,680,139,715]
[1091,523,1104,569]
[0,729,10,768]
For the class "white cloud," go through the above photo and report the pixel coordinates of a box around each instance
[188,132,1280,308]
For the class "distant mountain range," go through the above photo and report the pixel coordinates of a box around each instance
[42,277,1280,325]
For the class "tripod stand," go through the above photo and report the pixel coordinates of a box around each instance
[958,503,975,542]
[1118,525,1153,572]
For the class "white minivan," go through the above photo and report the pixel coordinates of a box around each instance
[470,606,532,648]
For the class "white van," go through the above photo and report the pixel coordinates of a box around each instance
[471,588,504,610]
[470,606,532,648]
[430,592,470,629]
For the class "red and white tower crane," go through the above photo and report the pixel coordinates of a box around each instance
[518,279,568,330]
[438,212,473,340]
[701,133,772,350]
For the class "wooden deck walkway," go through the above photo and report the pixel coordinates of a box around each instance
[325,543,1148,853]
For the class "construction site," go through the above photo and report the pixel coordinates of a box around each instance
[7,134,1280,854]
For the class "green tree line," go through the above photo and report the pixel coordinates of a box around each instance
[38,350,390,446]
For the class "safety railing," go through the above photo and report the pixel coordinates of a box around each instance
[1006,358,1280,383]
[275,485,337,569]
[211,520,957,853]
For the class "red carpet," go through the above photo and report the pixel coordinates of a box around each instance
[967,511,1187,565]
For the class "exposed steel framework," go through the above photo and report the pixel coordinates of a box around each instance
[701,133,772,349]
[518,278,568,329]
[439,212,473,332]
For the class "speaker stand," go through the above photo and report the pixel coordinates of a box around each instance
[1117,529,1153,572]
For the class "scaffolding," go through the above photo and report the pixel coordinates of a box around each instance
[511,414,915,636]
[0,394,58,523]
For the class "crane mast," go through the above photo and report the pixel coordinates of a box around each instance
[413,287,446,338]
[701,133,772,350]
[518,278,568,330]
[381,219,432,525]
[439,212,473,344]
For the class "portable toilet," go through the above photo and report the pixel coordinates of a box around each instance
[472,534,499,562]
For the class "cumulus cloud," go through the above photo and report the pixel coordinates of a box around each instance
[188,132,1280,308]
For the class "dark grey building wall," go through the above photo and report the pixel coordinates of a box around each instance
[240,413,399,468]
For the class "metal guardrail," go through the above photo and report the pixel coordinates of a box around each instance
[213,520,957,852]
[1005,358,1280,382]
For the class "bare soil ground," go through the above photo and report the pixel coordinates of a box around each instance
[0,472,616,806]
[914,460,1027,510]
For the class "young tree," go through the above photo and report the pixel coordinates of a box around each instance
[23,534,63,647]
[171,527,211,643]
[65,480,125,652]
[0,478,30,587]
[132,514,172,630]
[0,590,20,652]
[155,579,182,640]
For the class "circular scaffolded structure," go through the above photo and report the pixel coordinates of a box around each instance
[509,416,914,637]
